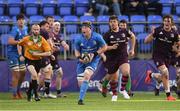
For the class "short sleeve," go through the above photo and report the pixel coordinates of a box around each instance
[10,26,17,39]
[42,37,51,52]
[74,37,81,51]
[96,33,106,47]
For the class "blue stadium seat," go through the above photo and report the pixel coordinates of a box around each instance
[174,0,180,6]
[118,15,129,22]
[97,15,109,34]
[0,0,5,15]
[7,0,22,16]
[80,15,95,22]
[75,0,89,16]
[132,25,145,34]
[147,15,162,32]
[42,0,56,16]
[29,15,44,25]
[0,16,11,34]
[69,33,81,51]
[130,15,146,23]
[63,16,79,34]
[58,0,73,16]
[136,33,152,53]
[130,15,146,34]
[53,15,61,21]
[0,34,11,58]
[176,6,180,15]
[24,0,40,16]
[172,15,179,23]
[162,6,171,15]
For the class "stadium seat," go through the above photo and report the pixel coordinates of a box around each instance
[0,34,11,58]
[69,33,81,51]
[7,0,22,16]
[132,25,145,34]
[58,0,73,16]
[42,0,56,16]
[74,0,89,16]
[136,33,152,53]
[29,15,44,25]
[147,15,162,31]
[53,15,61,21]
[172,15,179,23]
[0,16,11,34]
[0,0,5,15]
[118,15,129,22]
[130,15,146,34]
[162,6,172,15]
[80,15,96,22]
[63,16,79,34]
[176,6,180,15]
[97,15,109,34]
[24,0,40,16]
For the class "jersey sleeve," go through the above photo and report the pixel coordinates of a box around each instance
[74,37,81,51]
[18,36,27,46]
[10,26,17,39]
[103,33,109,45]
[42,37,52,52]
[97,33,106,47]
[152,28,158,38]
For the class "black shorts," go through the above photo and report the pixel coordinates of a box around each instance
[50,58,60,70]
[25,57,50,73]
[171,56,180,67]
[104,57,128,74]
[153,54,170,68]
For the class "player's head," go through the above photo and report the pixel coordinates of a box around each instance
[45,16,54,28]
[39,21,49,31]
[16,13,25,27]
[53,21,61,33]
[109,15,119,31]
[81,21,92,37]
[119,19,128,29]
[31,24,40,36]
[163,15,174,31]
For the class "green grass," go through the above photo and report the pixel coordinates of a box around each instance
[0,92,179,111]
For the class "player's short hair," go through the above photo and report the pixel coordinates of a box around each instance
[39,21,49,27]
[109,15,119,22]
[119,19,127,24]
[163,15,174,22]
[16,13,25,20]
[81,21,92,29]
[45,16,54,20]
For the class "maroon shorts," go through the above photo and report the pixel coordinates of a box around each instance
[104,57,128,74]
[153,54,170,68]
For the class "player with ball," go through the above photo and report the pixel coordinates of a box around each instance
[75,21,107,105]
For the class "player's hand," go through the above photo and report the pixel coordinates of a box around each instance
[79,58,89,64]
[128,49,135,57]
[50,55,55,61]
[111,43,119,50]
[19,55,25,62]
[151,26,155,34]
[64,44,69,51]
[100,53,106,62]
[31,52,40,56]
